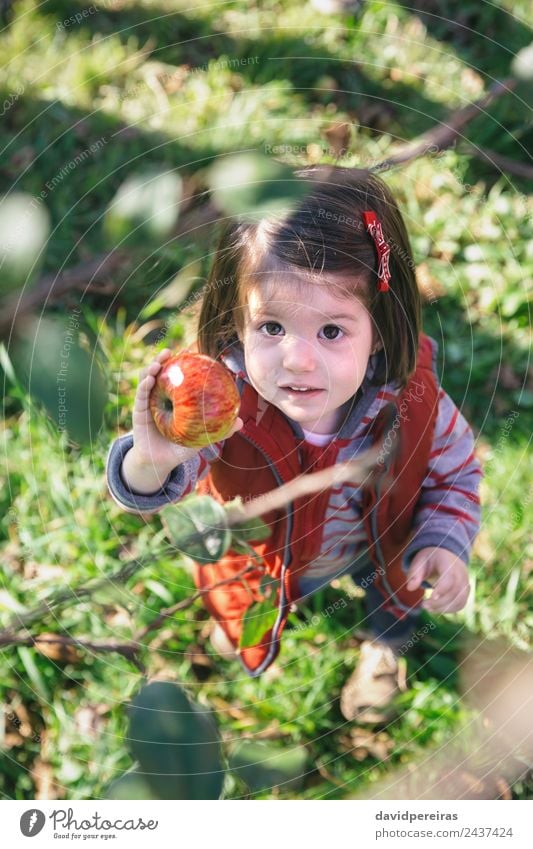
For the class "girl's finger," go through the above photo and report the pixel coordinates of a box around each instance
[406,559,429,591]
[136,374,155,400]
[157,348,173,362]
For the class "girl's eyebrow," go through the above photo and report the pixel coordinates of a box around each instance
[326,313,360,322]
[253,307,359,322]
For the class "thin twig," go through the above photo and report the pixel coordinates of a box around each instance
[135,562,255,640]
[0,549,173,638]
[0,633,146,673]
[0,439,388,652]
[225,445,382,525]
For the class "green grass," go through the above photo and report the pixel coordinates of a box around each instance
[1,0,532,800]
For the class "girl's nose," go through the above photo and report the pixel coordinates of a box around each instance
[281,336,316,372]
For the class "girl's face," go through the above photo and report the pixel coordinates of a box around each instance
[240,277,377,434]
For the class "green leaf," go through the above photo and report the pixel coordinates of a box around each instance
[105,769,156,800]
[17,646,50,701]
[231,514,271,544]
[139,262,202,320]
[128,680,224,800]
[240,597,278,649]
[0,590,27,614]
[228,741,309,792]
[144,579,174,605]
[208,153,311,217]
[0,193,50,295]
[104,170,182,248]
[161,495,231,564]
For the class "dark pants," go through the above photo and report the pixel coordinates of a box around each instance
[297,557,420,651]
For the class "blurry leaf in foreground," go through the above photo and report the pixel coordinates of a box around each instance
[228,740,309,792]
[512,42,533,81]
[310,0,365,15]
[0,193,50,295]
[127,680,224,800]
[10,315,107,444]
[105,769,156,800]
[104,170,182,248]
[355,637,533,800]
[511,41,533,109]
[161,495,231,564]
[239,598,278,649]
[208,152,311,217]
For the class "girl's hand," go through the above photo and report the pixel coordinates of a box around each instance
[131,348,243,473]
[406,546,471,613]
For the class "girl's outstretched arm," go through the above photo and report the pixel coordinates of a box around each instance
[106,431,222,515]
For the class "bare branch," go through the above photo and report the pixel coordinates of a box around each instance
[372,78,517,172]
[0,633,146,673]
[0,425,392,650]
[0,250,129,339]
[135,562,255,641]
[226,445,384,525]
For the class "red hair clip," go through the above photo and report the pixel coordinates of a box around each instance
[362,210,391,292]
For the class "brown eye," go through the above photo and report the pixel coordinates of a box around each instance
[321,324,342,340]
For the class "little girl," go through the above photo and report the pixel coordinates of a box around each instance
[107,167,482,723]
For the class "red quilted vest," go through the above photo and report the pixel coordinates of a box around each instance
[194,333,440,675]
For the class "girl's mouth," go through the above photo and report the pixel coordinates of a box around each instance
[279,386,323,397]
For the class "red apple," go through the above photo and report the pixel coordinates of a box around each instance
[149,351,241,448]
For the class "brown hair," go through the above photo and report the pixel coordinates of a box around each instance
[197,166,421,388]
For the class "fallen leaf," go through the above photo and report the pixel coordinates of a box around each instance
[322,121,352,157]
[34,634,81,664]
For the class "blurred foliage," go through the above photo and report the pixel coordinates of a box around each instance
[0,0,531,801]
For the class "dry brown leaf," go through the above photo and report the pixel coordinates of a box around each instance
[322,121,352,157]
[34,634,81,664]
[31,757,56,801]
